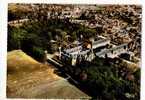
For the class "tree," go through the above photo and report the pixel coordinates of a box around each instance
[8,26,27,50]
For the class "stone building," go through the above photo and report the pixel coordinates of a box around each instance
[95,43,128,58]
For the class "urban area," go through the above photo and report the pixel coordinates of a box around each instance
[7,4,141,100]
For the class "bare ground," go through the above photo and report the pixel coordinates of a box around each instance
[7,50,90,99]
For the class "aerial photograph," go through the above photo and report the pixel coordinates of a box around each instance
[7,4,141,100]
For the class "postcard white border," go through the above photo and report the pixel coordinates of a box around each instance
[0,0,143,100]
[7,0,141,5]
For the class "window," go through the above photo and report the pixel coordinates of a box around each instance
[124,46,127,49]
[111,50,113,54]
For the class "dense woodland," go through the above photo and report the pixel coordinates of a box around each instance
[63,57,140,99]
[8,4,141,99]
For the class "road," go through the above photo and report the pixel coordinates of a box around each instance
[46,53,79,85]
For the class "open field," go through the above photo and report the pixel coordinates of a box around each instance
[7,50,90,99]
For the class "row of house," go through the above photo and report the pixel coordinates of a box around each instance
[95,43,128,58]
